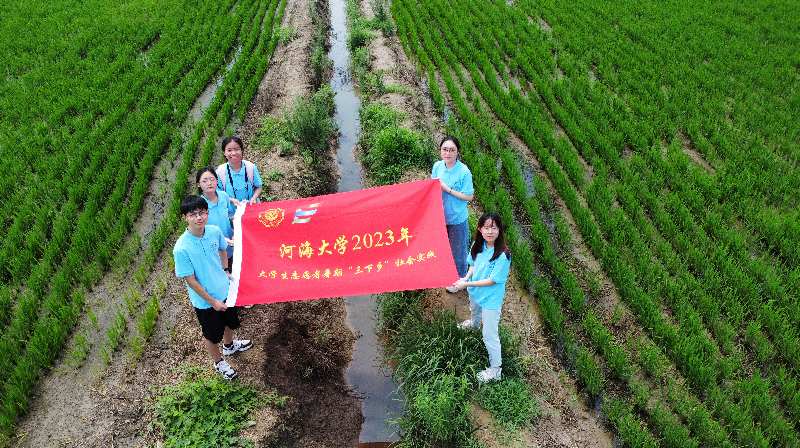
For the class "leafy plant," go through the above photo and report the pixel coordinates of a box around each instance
[154,368,286,448]
[475,379,539,430]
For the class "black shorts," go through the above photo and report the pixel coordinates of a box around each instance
[194,306,241,344]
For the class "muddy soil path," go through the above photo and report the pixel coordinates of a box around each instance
[13,0,362,446]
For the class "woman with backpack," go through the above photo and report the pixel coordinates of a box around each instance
[216,136,263,205]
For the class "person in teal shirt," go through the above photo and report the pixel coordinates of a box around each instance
[196,167,239,266]
[216,136,263,204]
[173,195,252,380]
[431,136,474,291]
[451,212,511,383]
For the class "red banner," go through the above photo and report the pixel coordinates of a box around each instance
[226,179,457,306]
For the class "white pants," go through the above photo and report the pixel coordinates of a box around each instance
[469,297,502,368]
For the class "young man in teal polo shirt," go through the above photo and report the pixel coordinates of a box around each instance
[173,195,252,379]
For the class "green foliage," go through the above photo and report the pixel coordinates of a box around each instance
[369,0,394,36]
[64,332,91,369]
[101,311,127,366]
[276,26,297,44]
[309,0,331,90]
[255,116,292,155]
[154,368,286,448]
[285,85,336,161]
[0,0,288,437]
[378,290,528,445]
[129,295,161,362]
[362,120,435,185]
[475,379,539,430]
[399,374,472,446]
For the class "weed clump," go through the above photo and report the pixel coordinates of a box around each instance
[285,85,336,161]
[378,291,534,445]
[475,378,539,430]
[154,367,287,448]
[359,102,434,185]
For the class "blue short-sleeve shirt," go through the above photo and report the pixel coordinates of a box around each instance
[219,161,263,202]
[203,190,234,257]
[173,225,230,309]
[466,244,511,310]
[431,160,474,225]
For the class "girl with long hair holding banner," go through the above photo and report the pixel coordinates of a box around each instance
[451,212,511,383]
[431,136,474,292]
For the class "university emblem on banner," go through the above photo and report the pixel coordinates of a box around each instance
[258,208,285,228]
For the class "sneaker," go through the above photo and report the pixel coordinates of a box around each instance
[215,359,238,380]
[445,285,459,293]
[222,339,253,356]
[457,319,478,330]
[477,367,502,384]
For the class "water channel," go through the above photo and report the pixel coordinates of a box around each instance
[329,0,403,444]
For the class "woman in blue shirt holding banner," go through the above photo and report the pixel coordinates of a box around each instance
[431,136,474,292]
[452,212,511,383]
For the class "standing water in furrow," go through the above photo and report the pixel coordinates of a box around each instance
[329,0,403,443]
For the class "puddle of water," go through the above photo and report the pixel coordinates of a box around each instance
[188,45,243,123]
[329,0,403,443]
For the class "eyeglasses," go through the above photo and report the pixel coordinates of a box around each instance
[186,210,208,219]
[441,148,457,153]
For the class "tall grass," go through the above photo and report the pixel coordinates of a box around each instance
[378,291,534,445]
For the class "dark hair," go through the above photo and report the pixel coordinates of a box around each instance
[470,212,510,263]
[221,136,244,153]
[195,166,218,194]
[180,195,209,215]
[439,135,461,154]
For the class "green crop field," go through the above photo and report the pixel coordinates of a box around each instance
[2,0,799,445]
[392,0,799,446]
[0,0,286,438]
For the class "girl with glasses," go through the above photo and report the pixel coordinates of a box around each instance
[450,212,511,383]
[431,136,474,292]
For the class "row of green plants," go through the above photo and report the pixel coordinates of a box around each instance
[528,0,800,264]
[391,0,799,445]
[0,0,288,441]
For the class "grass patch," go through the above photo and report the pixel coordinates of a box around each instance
[129,295,161,361]
[379,291,530,445]
[285,85,336,161]
[100,310,127,366]
[276,25,297,44]
[154,367,288,448]
[359,102,435,185]
[475,378,539,430]
[64,332,91,369]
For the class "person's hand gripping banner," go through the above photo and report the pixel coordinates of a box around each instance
[227,179,458,306]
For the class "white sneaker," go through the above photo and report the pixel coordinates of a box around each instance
[445,285,459,293]
[477,367,502,384]
[222,339,253,356]
[457,319,478,330]
[215,359,238,380]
